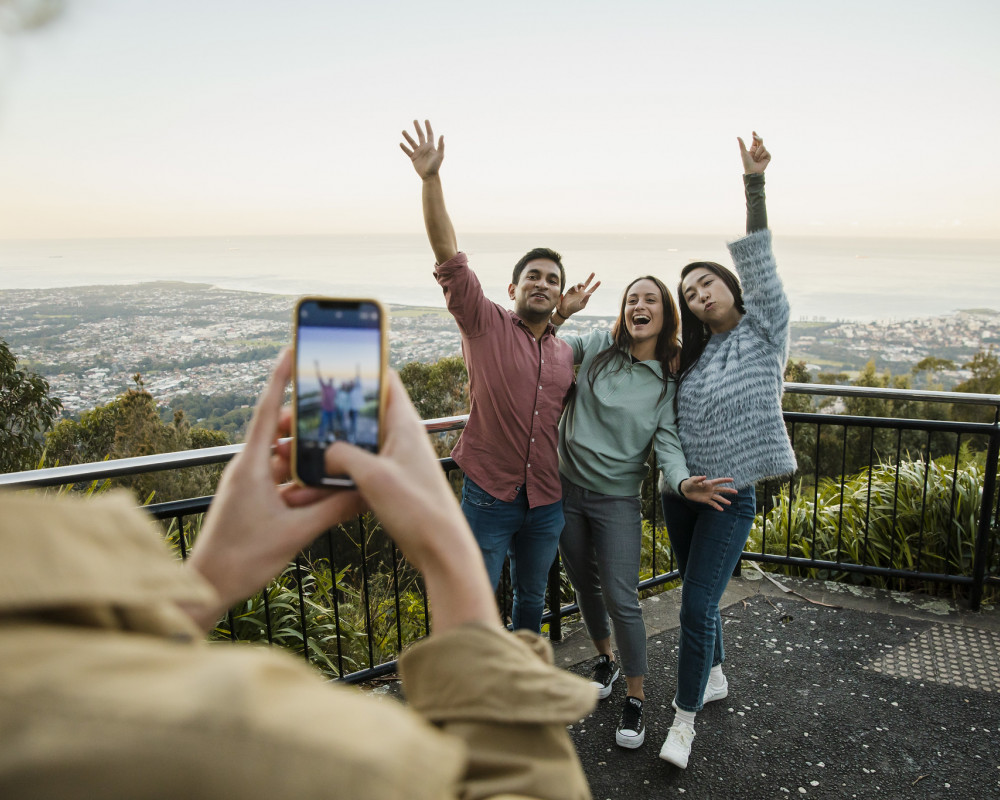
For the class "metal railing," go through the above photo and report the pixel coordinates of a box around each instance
[2,387,998,682]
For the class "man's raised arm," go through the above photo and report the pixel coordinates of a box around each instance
[400,119,458,265]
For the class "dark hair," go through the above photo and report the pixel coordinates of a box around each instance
[512,247,566,293]
[587,275,679,399]
[676,261,745,378]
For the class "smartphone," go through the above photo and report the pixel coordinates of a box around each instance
[291,297,388,488]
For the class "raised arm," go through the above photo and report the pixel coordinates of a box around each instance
[731,131,789,345]
[739,131,769,233]
[400,120,458,265]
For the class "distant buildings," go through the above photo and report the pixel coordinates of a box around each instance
[1,283,996,416]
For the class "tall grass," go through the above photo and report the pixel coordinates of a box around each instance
[747,449,995,598]
[162,514,429,679]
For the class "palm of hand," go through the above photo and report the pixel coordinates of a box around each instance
[411,145,442,178]
[563,285,589,314]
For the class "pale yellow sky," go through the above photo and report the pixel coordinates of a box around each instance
[0,0,997,240]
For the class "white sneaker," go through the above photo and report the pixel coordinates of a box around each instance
[703,673,728,704]
[659,721,695,768]
[671,674,729,711]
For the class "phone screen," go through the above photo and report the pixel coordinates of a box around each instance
[294,298,384,487]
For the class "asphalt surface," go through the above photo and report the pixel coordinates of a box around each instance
[555,574,1000,799]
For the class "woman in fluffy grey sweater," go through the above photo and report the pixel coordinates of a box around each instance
[658,133,797,770]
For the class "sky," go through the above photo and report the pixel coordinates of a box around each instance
[0,0,997,241]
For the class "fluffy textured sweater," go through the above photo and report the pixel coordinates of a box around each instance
[676,228,797,489]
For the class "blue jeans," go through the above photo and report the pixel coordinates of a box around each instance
[662,485,755,712]
[461,476,564,633]
[559,478,647,677]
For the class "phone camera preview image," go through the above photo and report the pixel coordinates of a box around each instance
[295,299,383,487]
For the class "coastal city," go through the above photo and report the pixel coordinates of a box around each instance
[1,281,997,417]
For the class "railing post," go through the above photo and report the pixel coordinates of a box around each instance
[547,555,562,642]
[969,423,1000,612]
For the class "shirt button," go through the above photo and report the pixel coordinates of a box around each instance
[538,385,542,390]
[534,411,538,415]
[527,464,531,468]
[531,438,534,443]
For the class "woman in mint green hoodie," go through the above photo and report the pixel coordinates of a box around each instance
[551,276,734,751]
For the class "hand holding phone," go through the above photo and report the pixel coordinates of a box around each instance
[291,297,388,487]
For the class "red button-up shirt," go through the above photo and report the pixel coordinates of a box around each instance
[434,252,575,507]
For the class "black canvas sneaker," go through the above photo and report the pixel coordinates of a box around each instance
[615,695,645,748]
[590,654,620,700]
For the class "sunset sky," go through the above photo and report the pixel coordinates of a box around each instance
[0,0,996,241]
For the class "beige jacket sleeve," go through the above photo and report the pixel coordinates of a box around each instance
[0,491,595,800]
[402,624,597,800]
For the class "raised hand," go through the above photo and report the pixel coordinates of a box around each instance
[680,475,738,511]
[556,272,601,320]
[400,119,445,180]
[738,131,770,175]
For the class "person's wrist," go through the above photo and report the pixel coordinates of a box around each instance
[553,308,568,322]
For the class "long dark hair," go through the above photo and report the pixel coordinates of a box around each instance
[676,261,745,378]
[588,275,679,398]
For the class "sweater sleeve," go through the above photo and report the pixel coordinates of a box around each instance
[744,173,767,233]
[652,379,689,492]
[728,228,790,348]
[555,332,588,366]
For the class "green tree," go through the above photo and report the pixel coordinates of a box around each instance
[45,374,230,502]
[398,355,470,459]
[397,356,469,419]
[0,338,62,473]
[951,347,1000,426]
[782,360,813,413]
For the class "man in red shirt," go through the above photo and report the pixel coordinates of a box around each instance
[400,120,581,633]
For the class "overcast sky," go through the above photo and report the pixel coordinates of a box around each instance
[0,0,997,240]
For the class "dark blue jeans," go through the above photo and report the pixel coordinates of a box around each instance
[461,476,564,633]
[662,485,755,712]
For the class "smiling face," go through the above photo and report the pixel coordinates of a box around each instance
[624,278,665,346]
[680,266,742,333]
[508,258,563,323]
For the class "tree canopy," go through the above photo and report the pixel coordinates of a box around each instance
[1,338,62,473]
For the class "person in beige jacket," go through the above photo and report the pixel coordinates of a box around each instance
[0,350,596,800]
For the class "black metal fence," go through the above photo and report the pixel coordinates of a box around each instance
[2,386,998,683]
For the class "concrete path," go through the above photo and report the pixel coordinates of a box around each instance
[554,573,1000,799]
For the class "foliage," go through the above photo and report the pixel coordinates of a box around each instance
[398,355,469,456]
[0,338,63,473]
[160,390,257,440]
[44,374,230,503]
[398,355,469,419]
[951,347,1000,426]
[748,448,994,597]
[782,360,814,413]
[163,513,429,679]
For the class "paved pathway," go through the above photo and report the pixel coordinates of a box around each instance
[553,574,1000,799]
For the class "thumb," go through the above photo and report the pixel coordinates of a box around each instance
[737,136,748,157]
[324,440,385,490]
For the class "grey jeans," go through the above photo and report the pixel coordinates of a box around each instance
[558,477,647,677]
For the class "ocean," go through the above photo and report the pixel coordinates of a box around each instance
[2,233,997,323]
